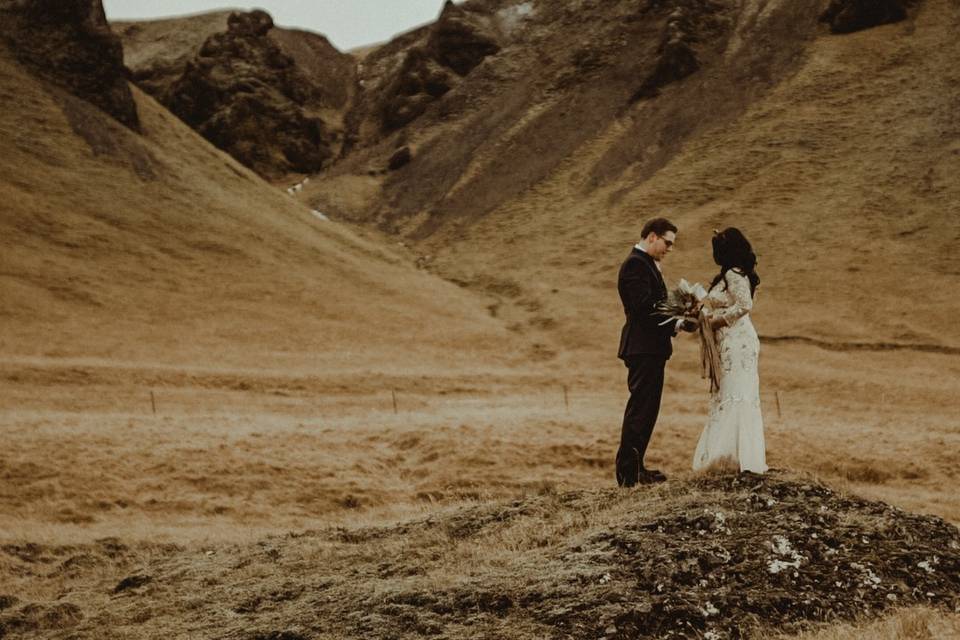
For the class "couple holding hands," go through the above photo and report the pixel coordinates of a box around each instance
[615,217,767,487]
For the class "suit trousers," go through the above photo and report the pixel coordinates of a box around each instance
[615,354,666,487]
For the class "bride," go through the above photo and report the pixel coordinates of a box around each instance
[693,227,768,473]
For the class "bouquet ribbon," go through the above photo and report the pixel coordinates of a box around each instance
[699,308,721,393]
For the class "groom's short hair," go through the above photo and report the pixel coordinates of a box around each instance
[641,217,677,239]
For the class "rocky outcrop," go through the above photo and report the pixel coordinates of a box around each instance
[630,38,699,101]
[378,1,501,131]
[819,0,915,33]
[388,145,413,170]
[426,0,502,76]
[630,0,726,102]
[0,0,140,131]
[115,9,352,179]
[380,47,458,130]
[160,10,335,178]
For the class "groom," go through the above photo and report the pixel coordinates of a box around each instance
[615,217,691,487]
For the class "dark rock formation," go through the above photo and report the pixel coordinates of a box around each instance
[378,1,501,132]
[388,146,413,171]
[0,0,140,130]
[819,0,914,33]
[630,1,728,102]
[113,574,152,593]
[381,48,457,130]
[426,0,502,76]
[159,10,335,178]
[630,38,700,101]
[226,9,272,37]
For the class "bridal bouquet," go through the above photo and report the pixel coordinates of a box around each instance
[656,278,708,325]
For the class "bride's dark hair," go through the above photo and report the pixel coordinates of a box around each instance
[711,227,760,296]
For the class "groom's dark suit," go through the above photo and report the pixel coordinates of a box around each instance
[616,247,676,486]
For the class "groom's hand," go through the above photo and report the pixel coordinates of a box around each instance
[679,318,698,333]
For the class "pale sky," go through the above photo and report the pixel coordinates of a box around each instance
[101,1,454,51]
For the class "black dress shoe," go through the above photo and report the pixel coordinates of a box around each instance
[639,469,667,483]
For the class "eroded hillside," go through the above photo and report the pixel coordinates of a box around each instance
[304,0,960,367]
[113,0,960,366]
[0,2,525,373]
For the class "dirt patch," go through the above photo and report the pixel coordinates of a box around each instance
[327,473,960,638]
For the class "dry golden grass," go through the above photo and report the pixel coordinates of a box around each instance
[3,340,958,547]
[382,0,960,379]
[3,1,960,636]
[0,50,524,373]
[768,607,960,639]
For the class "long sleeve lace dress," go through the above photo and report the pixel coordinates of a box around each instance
[693,269,768,473]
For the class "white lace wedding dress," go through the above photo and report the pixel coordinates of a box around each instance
[693,269,768,473]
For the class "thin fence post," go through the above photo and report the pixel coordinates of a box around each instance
[392,389,398,414]
[563,385,569,412]
[150,390,157,415]
[775,390,783,420]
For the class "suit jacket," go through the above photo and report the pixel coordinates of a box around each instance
[617,247,675,360]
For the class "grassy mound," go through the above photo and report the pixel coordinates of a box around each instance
[3,472,957,638]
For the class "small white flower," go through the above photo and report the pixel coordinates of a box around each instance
[599,573,611,584]
[704,632,721,640]
[767,498,777,507]
[702,602,719,616]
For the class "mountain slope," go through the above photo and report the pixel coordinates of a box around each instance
[0,43,521,373]
[299,0,960,367]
